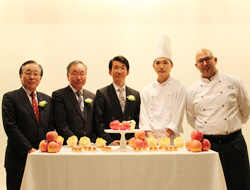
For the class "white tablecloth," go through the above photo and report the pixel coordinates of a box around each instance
[21,146,227,190]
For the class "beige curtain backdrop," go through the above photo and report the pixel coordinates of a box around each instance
[1,0,250,189]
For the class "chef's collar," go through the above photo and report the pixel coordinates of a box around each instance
[155,76,171,86]
[69,84,83,94]
[201,71,219,83]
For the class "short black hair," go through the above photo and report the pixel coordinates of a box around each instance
[19,60,43,77]
[109,56,130,71]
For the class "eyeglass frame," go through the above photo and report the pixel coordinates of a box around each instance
[196,56,214,65]
[70,73,86,78]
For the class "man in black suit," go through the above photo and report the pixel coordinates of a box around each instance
[2,60,53,190]
[52,60,95,142]
[94,56,141,145]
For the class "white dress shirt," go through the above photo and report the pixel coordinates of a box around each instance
[113,83,126,100]
[69,85,84,110]
[139,77,187,140]
[186,71,250,135]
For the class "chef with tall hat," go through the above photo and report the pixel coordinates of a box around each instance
[139,35,187,142]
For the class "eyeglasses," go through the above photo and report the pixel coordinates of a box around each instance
[70,73,85,78]
[24,72,40,77]
[196,56,214,65]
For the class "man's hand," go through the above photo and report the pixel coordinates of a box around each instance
[27,148,37,154]
[110,140,120,146]
[163,129,174,138]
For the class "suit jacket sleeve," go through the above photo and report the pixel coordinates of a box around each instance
[2,93,33,156]
[94,89,114,144]
[52,90,74,140]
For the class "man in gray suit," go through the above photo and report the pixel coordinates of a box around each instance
[94,56,141,145]
[2,60,53,190]
[52,60,95,142]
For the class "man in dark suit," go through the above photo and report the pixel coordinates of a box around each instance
[2,60,53,190]
[94,56,141,145]
[52,60,95,143]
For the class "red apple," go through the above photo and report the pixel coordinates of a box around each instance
[129,137,135,147]
[191,130,203,141]
[190,140,202,152]
[122,121,130,130]
[48,141,61,153]
[201,139,211,151]
[134,131,145,140]
[185,140,192,151]
[109,120,120,130]
[56,140,63,149]
[134,139,144,148]
[46,131,58,142]
[39,140,49,152]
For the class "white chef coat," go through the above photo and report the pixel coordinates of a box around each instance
[186,71,250,135]
[139,77,187,140]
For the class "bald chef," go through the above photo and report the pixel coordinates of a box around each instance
[139,35,187,142]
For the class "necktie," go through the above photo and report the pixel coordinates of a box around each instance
[76,91,84,114]
[31,92,39,123]
[118,87,125,112]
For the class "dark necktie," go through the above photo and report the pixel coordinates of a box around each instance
[76,91,84,115]
[31,92,39,123]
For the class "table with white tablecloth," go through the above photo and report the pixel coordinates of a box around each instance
[21,146,227,190]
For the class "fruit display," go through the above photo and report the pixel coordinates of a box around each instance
[186,130,211,152]
[128,131,148,148]
[109,120,136,130]
[39,131,62,153]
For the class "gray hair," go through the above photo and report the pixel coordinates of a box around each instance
[67,60,87,73]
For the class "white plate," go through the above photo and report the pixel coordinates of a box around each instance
[104,129,142,134]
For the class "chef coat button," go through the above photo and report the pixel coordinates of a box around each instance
[166,118,169,121]
[201,96,203,98]
[204,121,207,124]
[220,92,223,94]
[226,132,228,134]
[167,94,170,96]
[219,80,221,83]
[222,104,224,107]
[167,106,170,109]
[203,108,206,111]
[151,107,153,110]
[225,118,227,121]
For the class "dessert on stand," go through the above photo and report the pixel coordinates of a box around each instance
[104,129,142,152]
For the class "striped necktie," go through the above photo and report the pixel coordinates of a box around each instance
[118,87,125,113]
[76,91,84,114]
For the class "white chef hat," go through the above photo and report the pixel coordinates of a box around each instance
[154,35,172,62]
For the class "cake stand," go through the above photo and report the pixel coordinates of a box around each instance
[104,129,142,152]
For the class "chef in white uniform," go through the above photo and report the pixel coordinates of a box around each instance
[139,35,187,141]
[186,48,250,190]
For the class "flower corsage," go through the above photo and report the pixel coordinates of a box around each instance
[84,98,93,106]
[127,95,136,101]
[38,100,48,107]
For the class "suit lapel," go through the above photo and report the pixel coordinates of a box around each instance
[108,84,124,114]
[66,86,84,119]
[18,88,38,124]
